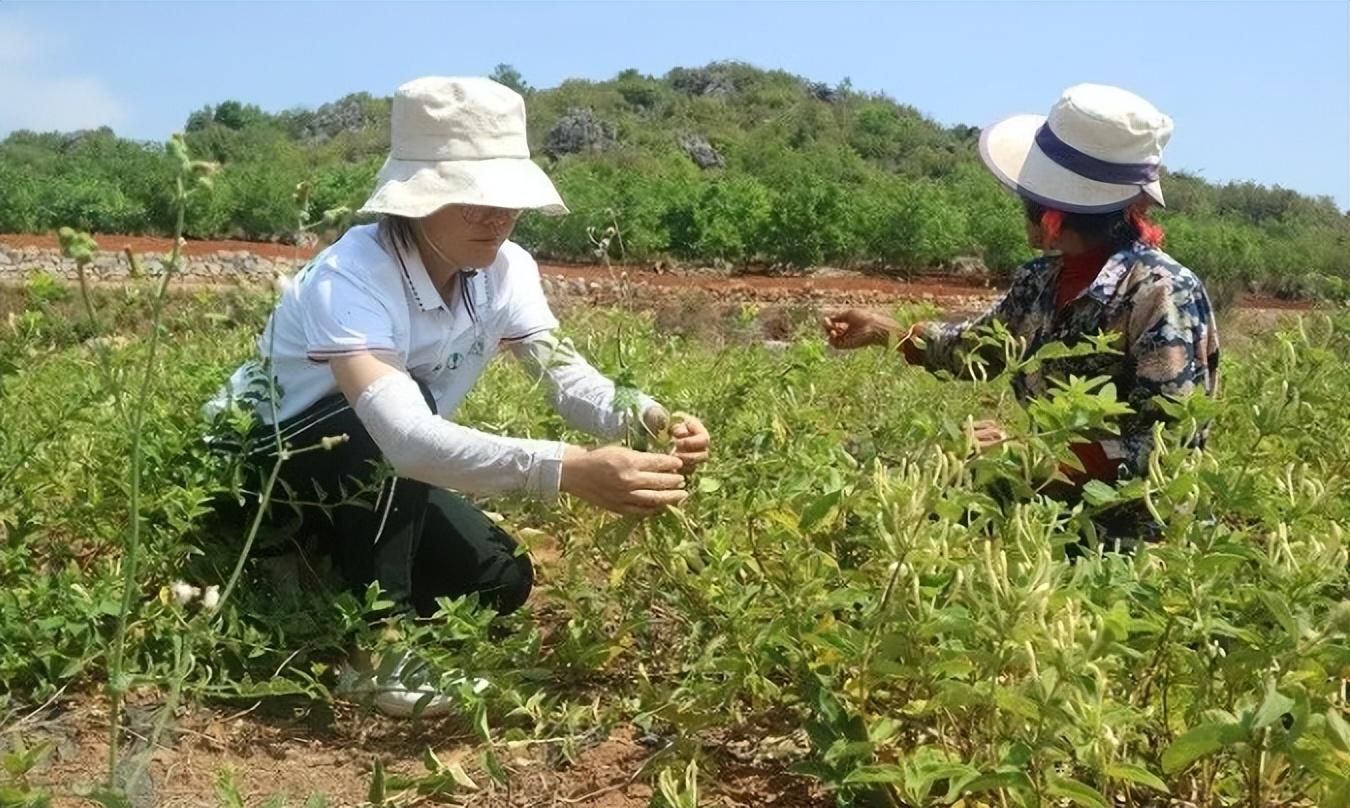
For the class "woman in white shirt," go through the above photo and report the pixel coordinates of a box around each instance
[209,77,710,715]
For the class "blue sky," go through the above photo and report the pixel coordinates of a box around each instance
[2,1,1346,208]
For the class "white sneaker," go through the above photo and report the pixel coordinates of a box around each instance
[337,649,489,719]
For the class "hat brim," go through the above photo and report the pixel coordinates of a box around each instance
[359,156,569,218]
[979,114,1164,213]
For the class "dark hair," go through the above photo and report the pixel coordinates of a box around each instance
[377,214,417,250]
[1022,197,1164,249]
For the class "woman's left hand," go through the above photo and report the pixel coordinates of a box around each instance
[671,416,711,471]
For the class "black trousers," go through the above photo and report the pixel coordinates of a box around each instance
[232,385,533,617]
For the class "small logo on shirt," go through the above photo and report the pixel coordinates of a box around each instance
[445,334,487,371]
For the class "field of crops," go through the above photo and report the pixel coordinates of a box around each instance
[4,147,1350,808]
[4,251,1350,807]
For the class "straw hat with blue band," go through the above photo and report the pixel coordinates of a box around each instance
[979,84,1174,214]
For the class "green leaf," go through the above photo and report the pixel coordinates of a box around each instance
[994,687,1040,720]
[1044,774,1109,808]
[302,795,328,808]
[214,769,245,808]
[445,760,478,790]
[934,763,983,801]
[1104,762,1169,793]
[480,749,507,783]
[1162,722,1245,774]
[368,759,387,805]
[1081,479,1119,506]
[1252,687,1296,730]
[0,783,52,807]
[71,785,130,808]
[799,489,842,532]
[1326,709,1350,753]
[962,769,1033,794]
[1259,591,1299,640]
[422,747,441,773]
[928,657,975,680]
[842,764,908,785]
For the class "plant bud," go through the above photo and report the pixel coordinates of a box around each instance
[319,434,349,451]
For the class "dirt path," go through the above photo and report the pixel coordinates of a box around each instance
[15,697,824,807]
[0,232,1315,312]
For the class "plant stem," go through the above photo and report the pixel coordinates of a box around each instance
[215,450,296,613]
[107,174,186,783]
[857,554,906,722]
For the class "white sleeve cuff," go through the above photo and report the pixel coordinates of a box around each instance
[524,439,567,501]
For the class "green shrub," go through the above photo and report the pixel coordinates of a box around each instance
[859,178,969,271]
[688,175,773,262]
[0,63,1344,298]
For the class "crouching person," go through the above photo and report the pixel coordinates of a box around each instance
[206,77,710,716]
[825,85,1218,548]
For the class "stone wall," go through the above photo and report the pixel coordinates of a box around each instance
[0,245,309,283]
[0,244,994,312]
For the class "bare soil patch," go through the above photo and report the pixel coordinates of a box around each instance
[2,232,1313,313]
[13,699,825,807]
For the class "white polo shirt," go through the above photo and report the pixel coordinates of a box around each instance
[209,224,559,424]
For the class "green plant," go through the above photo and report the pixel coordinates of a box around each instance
[22,273,72,307]
[4,252,1350,805]
[653,758,699,808]
[0,738,54,808]
[4,62,1343,292]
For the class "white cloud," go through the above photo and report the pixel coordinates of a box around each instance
[0,15,128,133]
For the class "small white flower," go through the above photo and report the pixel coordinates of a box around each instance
[201,585,220,611]
[170,580,201,606]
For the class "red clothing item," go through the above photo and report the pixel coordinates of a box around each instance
[1057,246,1120,483]
[900,248,1124,483]
[1055,246,1115,310]
[1067,441,1117,483]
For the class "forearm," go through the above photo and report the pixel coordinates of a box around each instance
[509,332,658,440]
[354,372,567,498]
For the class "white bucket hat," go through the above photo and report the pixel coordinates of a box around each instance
[359,76,569,218]
[979,83,1174,213]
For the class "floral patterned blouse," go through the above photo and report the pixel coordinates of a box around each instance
[919,242,1220,478]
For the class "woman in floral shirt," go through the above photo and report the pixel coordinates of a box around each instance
[825,84,1219,536]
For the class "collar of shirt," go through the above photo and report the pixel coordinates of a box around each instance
[1045,241,1149,309]
[1055,245,1116,310]
[389,235,446,312]
[1082,242,1148,306]
[388,235,490,316]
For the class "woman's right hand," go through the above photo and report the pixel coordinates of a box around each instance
[822,309,901,350]
[560,445,688,516]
